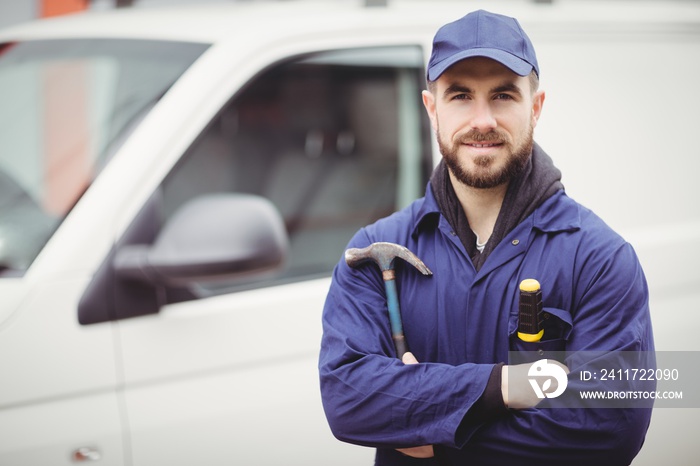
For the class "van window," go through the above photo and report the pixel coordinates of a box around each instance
[0,39,208,276]
[160,46,432,294]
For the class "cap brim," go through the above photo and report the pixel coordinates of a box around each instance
[427,48,534,81]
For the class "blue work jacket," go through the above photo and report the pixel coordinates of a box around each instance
[319,185,654,465]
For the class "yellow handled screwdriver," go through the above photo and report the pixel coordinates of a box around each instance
[518,279,544,342]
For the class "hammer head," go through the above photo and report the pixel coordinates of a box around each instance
[345,242,432,276]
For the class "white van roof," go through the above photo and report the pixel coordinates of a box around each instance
[1,0,699,44]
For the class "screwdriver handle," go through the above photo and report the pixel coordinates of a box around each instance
[517,279,544,342]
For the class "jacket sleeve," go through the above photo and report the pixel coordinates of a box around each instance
[318,229,497,449]
[445,241,655,465]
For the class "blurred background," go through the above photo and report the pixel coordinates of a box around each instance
[0,0,296,30]
[3,0,700,30]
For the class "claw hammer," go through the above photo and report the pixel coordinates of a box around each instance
[345,242,432,359]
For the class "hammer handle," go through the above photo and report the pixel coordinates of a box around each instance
[393,335,409,361]
[384,278,408,359]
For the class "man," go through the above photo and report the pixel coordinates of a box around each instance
[319,9,653,465]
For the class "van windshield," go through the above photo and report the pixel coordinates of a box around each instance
[0,38,208,276]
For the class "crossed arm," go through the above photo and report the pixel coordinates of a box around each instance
[397,352,569,459]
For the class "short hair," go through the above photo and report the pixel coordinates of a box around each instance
[528,71,539,93]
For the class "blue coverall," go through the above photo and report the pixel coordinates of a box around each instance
[319,186,654,465]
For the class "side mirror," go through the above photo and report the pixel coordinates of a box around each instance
[114,194,288,287]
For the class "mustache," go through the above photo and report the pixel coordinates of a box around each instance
[456,129,509,144]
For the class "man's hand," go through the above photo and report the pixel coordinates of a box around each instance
[501,360,570,410]
[395,352,435,459]
[401,351,421,365]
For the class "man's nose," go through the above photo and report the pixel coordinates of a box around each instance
[469,100,497,133]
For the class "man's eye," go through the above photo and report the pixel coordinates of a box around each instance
[494,93,514,100]
[451,94,469,101]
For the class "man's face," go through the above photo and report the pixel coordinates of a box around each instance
[422,57,545,189]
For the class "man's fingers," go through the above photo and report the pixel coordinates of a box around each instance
[502,359,571,410]
[397,445,434,458]
[402,351,419,365]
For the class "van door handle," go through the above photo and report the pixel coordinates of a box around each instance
[71,447,102,462]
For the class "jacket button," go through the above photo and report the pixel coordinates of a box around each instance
[512,239,520,245]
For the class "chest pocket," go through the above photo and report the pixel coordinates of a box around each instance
[508,307,572,363]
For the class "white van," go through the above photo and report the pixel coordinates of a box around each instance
[0,1,698,464]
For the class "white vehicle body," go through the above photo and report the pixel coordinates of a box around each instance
[0,1,698,464]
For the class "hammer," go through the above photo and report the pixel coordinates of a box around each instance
[345,242,432,359]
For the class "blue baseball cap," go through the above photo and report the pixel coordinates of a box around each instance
[427,10,539,82]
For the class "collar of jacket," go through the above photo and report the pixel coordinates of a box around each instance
[411,181,581,241]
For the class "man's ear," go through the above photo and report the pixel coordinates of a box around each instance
[422,90,438,132]
[531,90,545,128]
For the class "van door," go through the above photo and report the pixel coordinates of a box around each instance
[108,45,433,465]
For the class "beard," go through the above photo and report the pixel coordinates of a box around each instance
[438,125,534,189]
